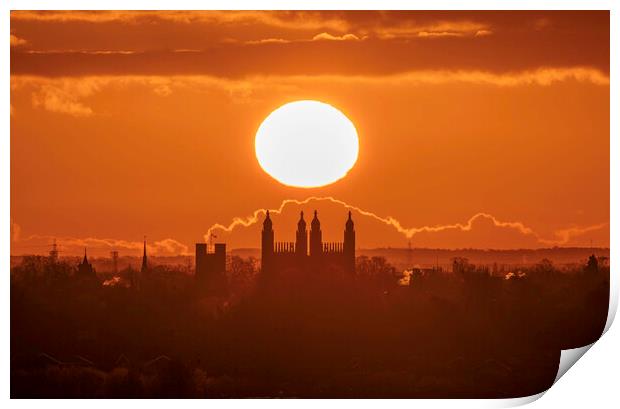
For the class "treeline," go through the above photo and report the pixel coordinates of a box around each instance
[11,254,609,398]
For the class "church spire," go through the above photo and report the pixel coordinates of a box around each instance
[298,210,306,229]
[141,236,148,273]
[261,211,275,271]
[346,210,354,230]
[310,210,322,256]
[343,211,356,274]
[78,247,95,276]
[263,210,273,231]
[311,209,320,229]
[296,210,308,257]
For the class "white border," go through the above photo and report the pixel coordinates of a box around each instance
[3,1,617,407]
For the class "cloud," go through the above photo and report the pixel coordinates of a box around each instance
[203,197,523,242]
[245,38,291,45]
[312,32,361,41]
[3,11,505,42]
[418,31,463,38]
[152,238,190,255]
[375,20,491,39]
[9,199,608,254]
[8,12,487,41]
[11,234,190,257]
[243,33,361,45]
[475,29,493,37]
[11,67,608,116]
[10,34,27,47]
[23,49,136,55]
[10,10,350,32]
[11,220,21,242]
[9,12,608,78]
[203,196,609,249]
[13,75,278,115]
[379,67,610,87]
[12,41,609,79]
[29,79,102,117]
[540,223,609,246]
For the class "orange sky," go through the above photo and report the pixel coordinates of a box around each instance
[10,11,610,256]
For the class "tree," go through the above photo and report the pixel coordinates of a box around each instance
[586,254,599,273]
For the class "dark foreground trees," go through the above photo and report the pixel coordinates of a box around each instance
[11,255,609,398]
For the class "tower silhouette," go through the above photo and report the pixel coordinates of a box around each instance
[344,211,356,273]
[141,236,148,273]
[260,209,355,276]
[310,210,323,257]
[110,250,119,275]
[77,248,95,276]
[296,211,308,257]
[195,242,227,295]
[49,238,59,262]
[261,210,275,271]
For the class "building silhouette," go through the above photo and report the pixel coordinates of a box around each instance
[111,250,119,275]
[77,248,95,277]
[49,239,59,262]
[195,242,227,295]
[141,237,148,274]
[261,210,356,275]
[193,210,356,293]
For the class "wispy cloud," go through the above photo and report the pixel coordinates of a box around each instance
[245,38,291,45]
[204,196,608,247]
[10,11,498,45]
[312,32,361,41]
[11,67,608,116]
[374,20,491,39]
[540,223,609,246]
[10,11,492,40]
[10,10,351,32]
[10,198,607,255]
[12,234,190,256]
[23,49,135,55]
[10,33,27,47]
[475,29,493,37]
[11,219,21,242]
[243,32,361,45]
[417,31,464,38]
[29,80,100,117]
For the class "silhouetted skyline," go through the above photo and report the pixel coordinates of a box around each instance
[9,10,611,399]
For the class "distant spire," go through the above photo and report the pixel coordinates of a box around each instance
[82,248,88,264]
[311,210,320,229]
[298,210,306,229]
[141,236,148,272]
[263,210,273,230]
[346,210,354,230]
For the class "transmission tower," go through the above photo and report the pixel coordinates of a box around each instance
[49,239,59,261]
[110,250,119,274]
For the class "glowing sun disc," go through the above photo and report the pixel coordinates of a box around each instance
[255,100,359,188]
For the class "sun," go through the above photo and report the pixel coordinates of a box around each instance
[255,100,359,188]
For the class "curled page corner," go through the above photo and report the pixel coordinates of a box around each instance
[493,391,546,408]
[603,275,618,334]
[554,344,594,384]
